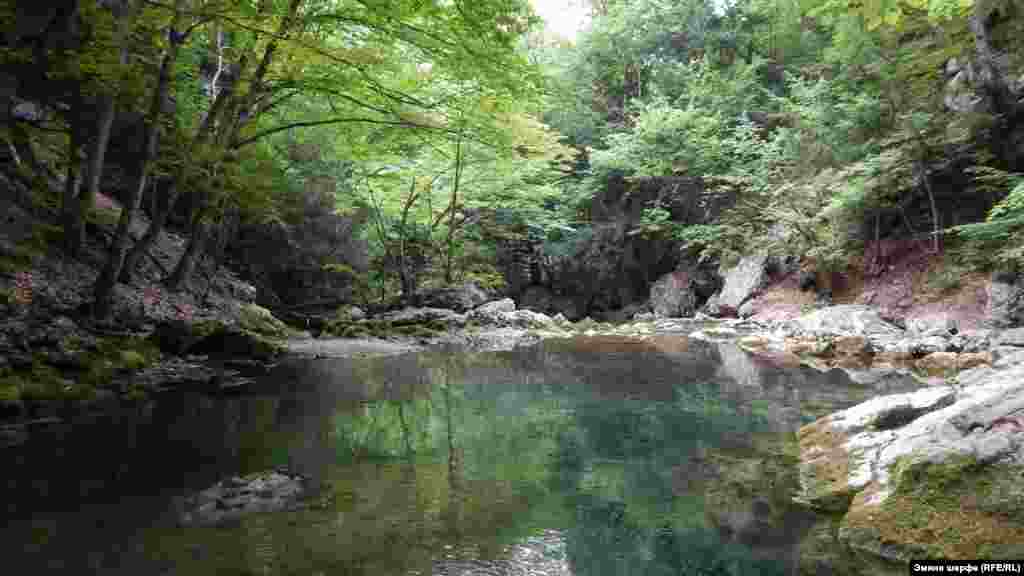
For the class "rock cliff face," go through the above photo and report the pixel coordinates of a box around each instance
[229,196,369,308]
[987,270,1024,328]
[502,173,733,320]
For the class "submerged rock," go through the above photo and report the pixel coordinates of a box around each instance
[173,469,313,527]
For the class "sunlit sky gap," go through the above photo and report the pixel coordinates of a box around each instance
[530,0,591,41]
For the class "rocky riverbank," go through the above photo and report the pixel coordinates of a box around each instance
[340,294,1024,565]
[6,255,1024,561]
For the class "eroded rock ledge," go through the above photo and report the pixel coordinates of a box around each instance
[795,361,1024,561]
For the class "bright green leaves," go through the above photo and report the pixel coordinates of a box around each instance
[809,0,973,30]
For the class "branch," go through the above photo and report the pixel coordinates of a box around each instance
[231,117,453,148]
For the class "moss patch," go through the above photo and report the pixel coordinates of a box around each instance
[843,456,1024,559]
[81,335,161,386]
[796,419,855,511]
[238,303,294,339]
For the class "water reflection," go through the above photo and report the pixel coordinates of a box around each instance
[1,336,919,574]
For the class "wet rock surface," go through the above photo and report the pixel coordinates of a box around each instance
[173,469,314,527]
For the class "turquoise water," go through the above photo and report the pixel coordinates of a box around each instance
[2,335,917,575]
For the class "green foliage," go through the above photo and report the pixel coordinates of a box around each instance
[953,179,1024,268]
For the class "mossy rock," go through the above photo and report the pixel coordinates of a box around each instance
[11,363,73,403]
[189,328,285,361]
[394,324,439,339]
[842,456,1024,559]
[79,335,161,386]
[118,350,148,371]
[238,303,293,339]
[150,319,226,355]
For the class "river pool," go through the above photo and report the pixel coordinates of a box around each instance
[2,335,924,575]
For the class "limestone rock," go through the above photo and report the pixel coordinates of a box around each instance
[476,298,516,315]
[649,269,696,318]
[793,305,904,346]
[378,307,467,328]
[987,271,1024,328]
[714,253,771,316]
[915,352,960,377]
[832,335,870,360]
[795,361,1024,558]
[416,283,489,313]
[997,327,1024,348]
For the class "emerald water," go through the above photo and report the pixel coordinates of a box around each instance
[2,335,922,575]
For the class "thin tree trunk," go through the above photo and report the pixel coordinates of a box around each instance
[444,137,463,284]
[65,0,131,257]
[120,178,180,283]
[61,125,83,254]
[920,164,941,253]
[398,178,419,301]
[93,1,183,319]
[166,207,207,291]
[72,93,118,252]
[201,203,236,302]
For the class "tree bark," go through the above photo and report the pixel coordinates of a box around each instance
[64,0,131,257]
[119,178,180,283]
[71,93,118,253]
[397,179,420,301]
[92,1,183,319]
[166,207,207,291]
[444,137,463,284]
[61,124,84,254]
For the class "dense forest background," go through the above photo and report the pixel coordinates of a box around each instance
[1,0,1022,321]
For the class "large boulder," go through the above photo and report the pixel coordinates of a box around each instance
[150,319,223,355]
[710,253,771,317]
[189,327,286,362]
[791,305,904,344]
[416,283,489,313]
[796,362,1024,561]
[237,303,292,339]
[649,269,696,318]
[987,270,1024,328]
[468,299,556,330]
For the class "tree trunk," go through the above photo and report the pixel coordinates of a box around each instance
[92,3,183,319]
[71,92,117,253]
[65,0,131,257]
[201,203,237,302]
[920,163,941,253]
[444,137,463,284]
[61,125,84,255]
[166,208,207,291]
[119,178,180,283]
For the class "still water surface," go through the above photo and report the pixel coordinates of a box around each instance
[3,335,923,575]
